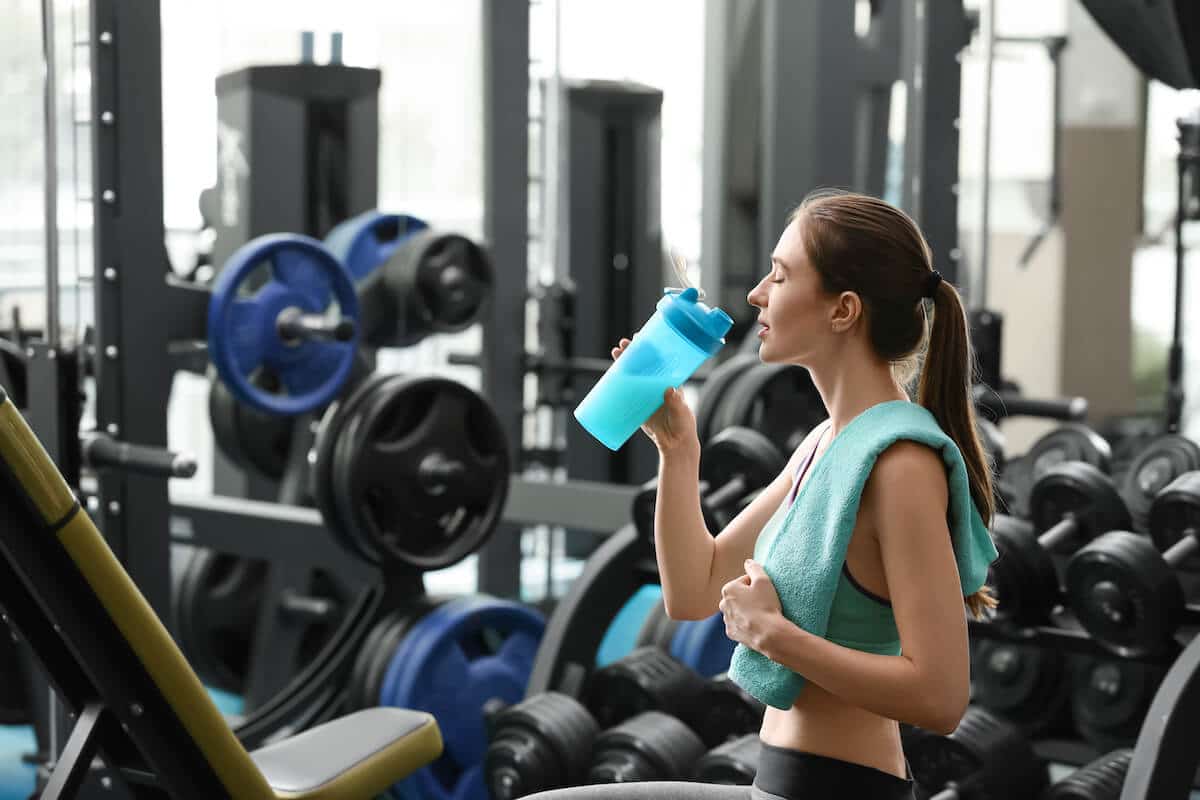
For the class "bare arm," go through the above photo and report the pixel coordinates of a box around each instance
[662,425,824,620]
[755,441,970,734]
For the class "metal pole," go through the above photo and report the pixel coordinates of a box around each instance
[42,0,61,349]
[977,0,995,310]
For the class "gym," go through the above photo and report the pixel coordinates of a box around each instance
[0,0,1197,798]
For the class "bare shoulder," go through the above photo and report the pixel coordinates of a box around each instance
[863,440,949,526]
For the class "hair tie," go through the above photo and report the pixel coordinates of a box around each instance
[922,270,943,299]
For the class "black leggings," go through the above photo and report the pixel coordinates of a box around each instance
[522,741,916,800]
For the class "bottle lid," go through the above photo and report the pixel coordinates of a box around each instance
[659,287,733,356]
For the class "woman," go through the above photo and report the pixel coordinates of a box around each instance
[531,190,998,800]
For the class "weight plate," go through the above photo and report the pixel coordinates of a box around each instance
[694,355,758,445]
[588,711,707,783]
[986,515,1058,627]
[332,375,510,569]
[693,733,761,785]
[1044,749,1132,800]
[349,609,404,711]
[1065,530,1183,658]
[1027,424,1113,481]
[1124,436,1200,534]
[208,233,359,416]
[175,550,267,693]
[701,427,786,503]
[694,676,766,749]
[209,370,295,480]
[906,705,1047,798]
[670,614,735,679]
[1148,471,1200,569]
[970,641,1071,737]
[379,595,545,800]
[323,210,429,282]
[384,229,495,345]
[711,363,827,451]
[596,584,664,668]
[311,372,398,562]
[1071,658,1165,752]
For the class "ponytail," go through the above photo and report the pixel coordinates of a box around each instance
[918,280,998,620]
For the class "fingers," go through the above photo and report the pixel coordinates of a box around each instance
[610,338,632,360]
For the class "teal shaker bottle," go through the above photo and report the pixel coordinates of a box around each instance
[574,287,734,450]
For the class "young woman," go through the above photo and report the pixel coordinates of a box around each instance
[528,190,998,800]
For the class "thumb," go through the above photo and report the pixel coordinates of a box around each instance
[744,559,766,578]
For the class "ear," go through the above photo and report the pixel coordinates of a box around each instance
[830,291,863,333]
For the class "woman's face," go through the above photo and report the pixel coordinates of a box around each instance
[746,217,836,366]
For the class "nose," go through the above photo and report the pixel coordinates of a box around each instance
[747,276,767,309]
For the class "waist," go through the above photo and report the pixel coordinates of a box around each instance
[753,740,913,799]
[759,689,908,780]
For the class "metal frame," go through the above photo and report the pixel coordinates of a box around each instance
[477,0,530,599]
[88,0,173,620]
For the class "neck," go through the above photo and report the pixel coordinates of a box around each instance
[805,347,909,438]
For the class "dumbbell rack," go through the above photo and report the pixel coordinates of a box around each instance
[967,609,1200,798]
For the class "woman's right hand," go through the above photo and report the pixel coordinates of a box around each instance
[610,338,699,455]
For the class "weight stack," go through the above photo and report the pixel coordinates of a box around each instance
[550,80,665,558]
[209,62,380,268]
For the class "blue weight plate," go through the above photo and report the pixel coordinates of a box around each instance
[208,234,360,416]
[671,612,736,678]
[595,584,663,668]
[379,596,545,800]
[324,211,430,282]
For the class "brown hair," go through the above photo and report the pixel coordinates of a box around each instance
[792,189,997,620]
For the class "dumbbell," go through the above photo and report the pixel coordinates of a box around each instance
[906,705,1048,800]
[1070,658,1165,752]
[632,426,785,546]
[1118,434,1200,532]
[693,733,761,785]
[588,710,708,784]
[585,648,764,747]
[969,639,1072,737]
[1003,424,1112,518]
[989,462,1130,627]
[485,692,599,799]
[1066,470,1200,657]
[1043,749,1132,800]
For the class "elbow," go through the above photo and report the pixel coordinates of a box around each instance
[662,598,713,622]
[925,689,970,736]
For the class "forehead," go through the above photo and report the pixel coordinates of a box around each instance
[771,215,809,265]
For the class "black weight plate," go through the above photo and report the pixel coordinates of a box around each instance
[1148,471,1200,569]
[1027,424,1113,481]
[906,706,1047,798]
[330,373,416,562]
[1029,462,1130,542]
[1125,438,1200,534]
[712,363,827,450]
[362,612,417,709]
[970,641,1071,737]
[311,372,398,561]
[209,371,295,480]
[349,609,404,711]
[1065,531,1183,658]
[175,550,267,693]
[694,355,759,445]
[988,515,1058,626]
[1071,658,1165,752]
[333,375,510,570]
[1044,749,1133,800]
[384,229,494,344]
[700,427,786,506]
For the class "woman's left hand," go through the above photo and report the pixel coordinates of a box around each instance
[719,559,783,652]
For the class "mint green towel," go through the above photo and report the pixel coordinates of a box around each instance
[727,400,999,710]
